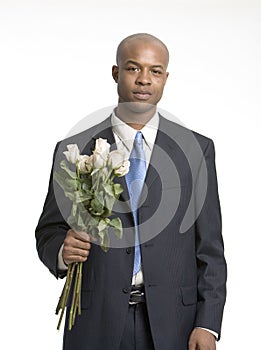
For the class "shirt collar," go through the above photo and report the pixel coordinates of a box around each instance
[111,110,159,152]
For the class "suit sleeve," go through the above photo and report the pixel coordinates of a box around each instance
[194,139,227,340]
[35,143,70,278]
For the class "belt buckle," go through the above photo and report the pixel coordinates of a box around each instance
[129,289,145,305]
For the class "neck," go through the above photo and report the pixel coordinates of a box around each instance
[115,102,156,130]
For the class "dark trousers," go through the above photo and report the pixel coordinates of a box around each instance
[119,303,155,350]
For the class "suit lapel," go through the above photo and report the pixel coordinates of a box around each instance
[144,115,179,191]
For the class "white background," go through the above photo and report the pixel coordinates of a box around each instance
[1,0,260,348]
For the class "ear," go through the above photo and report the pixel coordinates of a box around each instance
[112,65,118,83]
[163,71,169,85]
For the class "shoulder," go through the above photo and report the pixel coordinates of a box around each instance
[51,116,112,165]
[59,116,112,146]
[158,114,214,153]
[53,115,112,155]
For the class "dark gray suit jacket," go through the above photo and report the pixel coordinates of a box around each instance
[35,115,227,350]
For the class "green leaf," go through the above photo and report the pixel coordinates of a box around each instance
[67,213,77,229]
[73,190,86,204]
[109,218,123,239]
[72,203,77,216]
[113,183,123,197]
[87,215,99,226]
[98,228,110,252]
[65,178,78,190]
[86,216,99,236]
[104,184,114,196]
[62,189,75,201]
[53,171,68,191]
[90,198,104,216]
[95,191,104,207]
[54,172,78,200]
[82,181,92,192]
[104,194,115,214]
[98,219,107,232]
[76,214,87,231]
[60,160,77,179]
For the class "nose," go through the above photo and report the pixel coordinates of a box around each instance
[136,69,151,86]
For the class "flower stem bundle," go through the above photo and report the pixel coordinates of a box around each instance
[54,139,129,330]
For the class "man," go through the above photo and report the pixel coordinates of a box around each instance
[36,33,227,350]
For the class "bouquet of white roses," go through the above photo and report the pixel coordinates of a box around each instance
[54,138,130,330]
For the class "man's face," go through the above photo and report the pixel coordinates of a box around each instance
[112,40,169,112]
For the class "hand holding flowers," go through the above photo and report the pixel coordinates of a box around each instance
[54,138,129,330]
[62,229,92,266]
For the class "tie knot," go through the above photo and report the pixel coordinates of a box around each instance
[135,131,143,145]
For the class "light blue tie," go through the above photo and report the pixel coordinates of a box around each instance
[125,131,146,276]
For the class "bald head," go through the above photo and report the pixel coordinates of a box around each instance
[116,33,169,67]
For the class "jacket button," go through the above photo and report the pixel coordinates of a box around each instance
[122,287,129,294]
[126,248,131,254]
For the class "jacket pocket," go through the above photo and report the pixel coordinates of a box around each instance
[180,286,197,306]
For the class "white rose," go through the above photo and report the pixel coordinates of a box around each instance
[92,138,111,169]
[114,160,130,177]
[63,144,80,164]
[85,154,94,173]
[108,150,130,177]
[78,155,93,174]
[108,150,126,169]
[93,152,106,169]
[94,138,110,158]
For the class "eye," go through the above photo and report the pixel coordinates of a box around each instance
[127,66,140,72]
[152,69,162,75]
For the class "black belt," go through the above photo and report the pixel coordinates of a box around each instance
[129,285,145,305]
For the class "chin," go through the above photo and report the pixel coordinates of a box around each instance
[123,101,155,114]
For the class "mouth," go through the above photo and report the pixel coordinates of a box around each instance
[133,91,152,101]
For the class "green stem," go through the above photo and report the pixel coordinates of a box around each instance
[68,262,82,330]
[77,263,82,315]
[56,261,83,331]
[76,161,80,180]
[56,263,76,330]
[104,167,113,183]
[95,171,101,191]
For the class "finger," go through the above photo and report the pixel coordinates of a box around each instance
[74,231,91,242]
[64,255,88,264]
[63,247,90,265]
[66,229,90,242]
[64,235,91,250]
[70,240,91,250]
[64,246,90,257]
